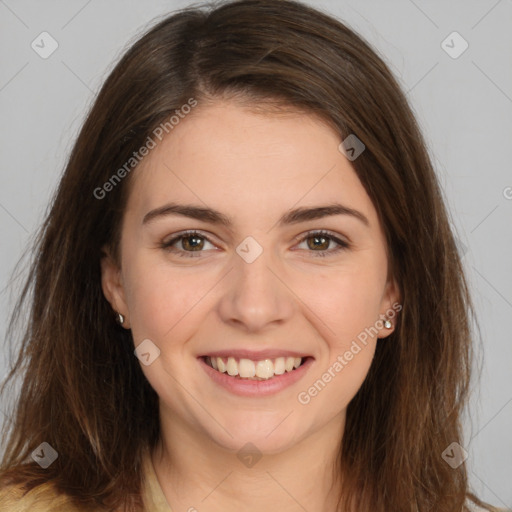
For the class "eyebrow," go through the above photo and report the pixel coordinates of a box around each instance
[142,202,369,228]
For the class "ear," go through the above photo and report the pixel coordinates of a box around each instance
[100,247,131,329]
[376,276,401,339]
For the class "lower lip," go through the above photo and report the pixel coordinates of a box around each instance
[198,356,314,397]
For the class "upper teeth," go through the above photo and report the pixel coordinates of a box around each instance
[207,356,302,379]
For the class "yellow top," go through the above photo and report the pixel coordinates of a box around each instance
[0,452,508,512]
[0,448,173,512]
[142,449,173,512]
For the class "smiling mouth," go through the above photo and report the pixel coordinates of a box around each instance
[203,355,309,380]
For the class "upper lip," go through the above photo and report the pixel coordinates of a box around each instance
[199,349,313,360]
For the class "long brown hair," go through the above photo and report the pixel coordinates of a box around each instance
[0,1,498,511]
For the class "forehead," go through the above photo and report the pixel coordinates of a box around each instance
[125,101,378,228]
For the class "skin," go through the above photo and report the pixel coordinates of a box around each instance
[101,100,400,512]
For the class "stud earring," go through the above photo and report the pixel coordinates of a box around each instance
[384,319,392,329]
[117,313,125,326]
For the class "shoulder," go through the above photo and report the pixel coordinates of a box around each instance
[0,481,83,512]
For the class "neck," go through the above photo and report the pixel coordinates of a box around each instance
[152,411,347,512]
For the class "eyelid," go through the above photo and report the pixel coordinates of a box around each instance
[293,229,350,245]
[161,229,218,253]
[162,229,216,245]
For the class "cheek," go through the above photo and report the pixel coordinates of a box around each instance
[297,259,387,348]
[122,254,209,343]
[297,270,381,411]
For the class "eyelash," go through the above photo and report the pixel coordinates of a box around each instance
[160,229,350,258]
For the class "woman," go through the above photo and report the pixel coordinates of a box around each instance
[0,1,505,511]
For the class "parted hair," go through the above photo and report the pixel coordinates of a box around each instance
[0,1,499,511]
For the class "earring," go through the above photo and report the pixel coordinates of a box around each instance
[117,313,125,326]
[384,319,392,329]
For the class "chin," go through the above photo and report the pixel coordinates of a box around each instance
[206,419,302,455]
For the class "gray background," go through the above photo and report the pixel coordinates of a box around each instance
[0,0,511,508]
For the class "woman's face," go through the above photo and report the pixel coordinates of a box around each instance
[102,100,400,454]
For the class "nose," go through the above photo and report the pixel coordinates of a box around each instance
[216,241,295,333]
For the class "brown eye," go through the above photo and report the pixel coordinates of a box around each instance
[180,234,205,251]
[306,234,330,251]
[296,230,350,257]
[161,231,216,258]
